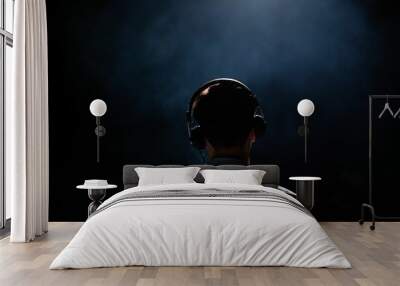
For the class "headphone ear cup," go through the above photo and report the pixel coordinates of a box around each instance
[252,105,266,137]
[253,117,266,137]
[186,110,206,149]
[190,126,206,149]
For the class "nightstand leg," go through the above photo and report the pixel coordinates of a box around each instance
[360,203,376,231]
[87,189,106,217]
[296,181,314,210]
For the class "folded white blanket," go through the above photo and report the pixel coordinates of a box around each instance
[50,183,350,269]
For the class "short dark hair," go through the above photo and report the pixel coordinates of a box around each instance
[192,83,256,148]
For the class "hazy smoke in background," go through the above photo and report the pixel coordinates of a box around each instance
[77,0,375,162]
[112,0,370,103]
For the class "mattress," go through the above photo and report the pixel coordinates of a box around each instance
[50,183,351,269]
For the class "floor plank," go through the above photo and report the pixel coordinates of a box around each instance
[0,222,399,286]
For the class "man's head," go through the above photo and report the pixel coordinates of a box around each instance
[187,78,265,164]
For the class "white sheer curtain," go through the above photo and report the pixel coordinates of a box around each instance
[7,0,49,242]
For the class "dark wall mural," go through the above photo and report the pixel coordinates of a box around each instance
[46,0,400,221]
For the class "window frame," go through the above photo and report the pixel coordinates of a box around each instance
[0,0,14,230]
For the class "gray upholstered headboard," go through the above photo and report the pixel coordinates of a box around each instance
[123,165,280,189]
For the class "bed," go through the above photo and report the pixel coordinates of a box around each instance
[50,165,350,269]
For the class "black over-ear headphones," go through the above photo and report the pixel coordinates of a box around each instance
[186,78,266,149]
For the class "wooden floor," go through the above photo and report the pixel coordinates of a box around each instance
[0,222,399,286]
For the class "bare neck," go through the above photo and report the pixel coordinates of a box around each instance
[206,144,251,165]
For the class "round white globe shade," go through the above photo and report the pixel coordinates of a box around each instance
[89,99,107,117]
[297,99,315,117]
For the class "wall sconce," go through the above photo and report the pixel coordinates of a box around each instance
[89,99,107,163]
[297,99,315,164]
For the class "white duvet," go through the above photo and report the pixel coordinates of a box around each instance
[50,183,350,269]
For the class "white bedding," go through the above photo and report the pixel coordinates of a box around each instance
[50,183,350,269]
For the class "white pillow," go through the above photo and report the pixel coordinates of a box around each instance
[135,167,200,186]
[200,169,266,185]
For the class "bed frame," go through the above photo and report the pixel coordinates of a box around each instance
[123,165,280,190]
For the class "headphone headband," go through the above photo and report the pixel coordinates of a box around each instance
[188,78,254,112]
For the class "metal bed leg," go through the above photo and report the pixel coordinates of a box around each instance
[359,203,375,231]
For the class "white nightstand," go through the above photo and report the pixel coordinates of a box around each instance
[77,180,117,217]
[289,177,321,210]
